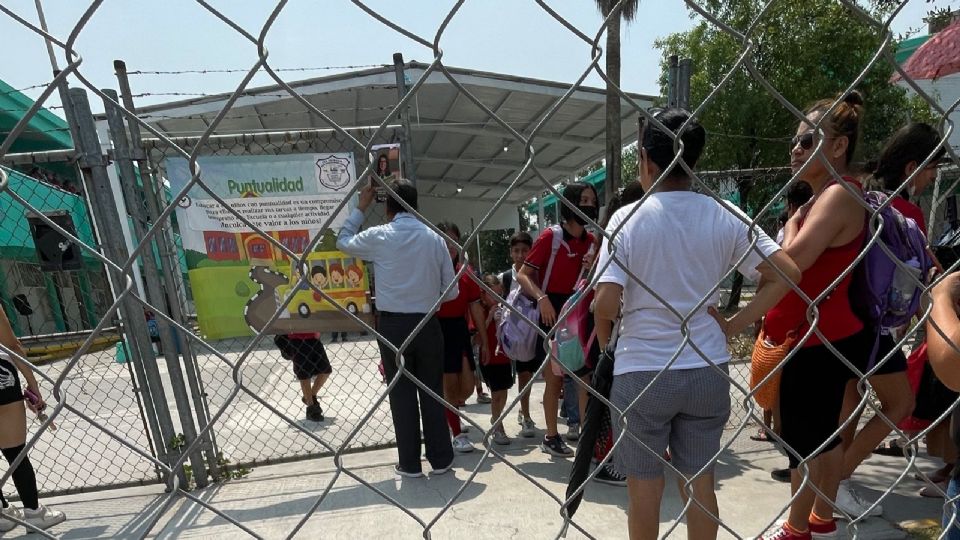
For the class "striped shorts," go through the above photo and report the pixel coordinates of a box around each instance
[609,364,730,480]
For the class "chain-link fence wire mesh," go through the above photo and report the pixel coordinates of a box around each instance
[0,165,160,497]
[142,128,404,469]
[0,0,959,538]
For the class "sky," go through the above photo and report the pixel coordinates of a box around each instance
[0,0,955,118]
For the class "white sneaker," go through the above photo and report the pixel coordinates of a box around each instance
[835,479,882,518]
[22,504,66,530]
[0,507,21,532]
[452,434,475,453]
[518,414,536,438]
[565,423,580,441]
[492,426,510,446]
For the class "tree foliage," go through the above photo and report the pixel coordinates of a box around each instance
[655,0,934,309]
[656,1,921,179]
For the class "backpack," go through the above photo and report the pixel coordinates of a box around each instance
[499,269,513,295]
[497,225,564,361]
[550,277,597,373]
[849,191,933,364]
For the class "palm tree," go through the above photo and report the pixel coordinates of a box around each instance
[594,0,639,205]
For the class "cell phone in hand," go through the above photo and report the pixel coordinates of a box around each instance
[371,175,387,203]
[23,388,56,431]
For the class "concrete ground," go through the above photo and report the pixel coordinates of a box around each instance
[9,410,946,539]
[10,333,945,538]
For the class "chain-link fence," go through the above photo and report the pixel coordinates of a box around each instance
[142,128,405,468]
[0,165,159,496]
[1,0,960,539]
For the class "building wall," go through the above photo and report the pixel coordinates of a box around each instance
[417,196,519,232]
[899,73,960,153]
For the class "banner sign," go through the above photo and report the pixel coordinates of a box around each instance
[167,154,374,340]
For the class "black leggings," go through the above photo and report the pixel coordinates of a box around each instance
[0,445,39,510]
[779,329,870,469]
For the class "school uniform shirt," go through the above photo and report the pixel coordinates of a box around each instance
[524,226,595,294]
[597,192,780,374]
[437,262,482,319]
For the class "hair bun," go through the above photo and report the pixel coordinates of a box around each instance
[843,90,865,107]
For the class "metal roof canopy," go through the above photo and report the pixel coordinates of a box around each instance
[131,62,656,205]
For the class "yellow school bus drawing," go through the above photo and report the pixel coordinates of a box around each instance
[274,251,371,318]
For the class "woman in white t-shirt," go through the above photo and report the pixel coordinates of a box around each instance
[593,108,800,540]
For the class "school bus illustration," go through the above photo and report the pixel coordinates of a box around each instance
[274,251,372,318]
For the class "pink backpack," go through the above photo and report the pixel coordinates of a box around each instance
[550,277,597,373]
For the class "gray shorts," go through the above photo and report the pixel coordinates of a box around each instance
[610,364,730,480]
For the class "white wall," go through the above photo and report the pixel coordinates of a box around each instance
[356,195,520,233]
[418,196,520,232]
[899,73,960,153]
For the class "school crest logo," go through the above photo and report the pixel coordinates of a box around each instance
[316,156,352,191]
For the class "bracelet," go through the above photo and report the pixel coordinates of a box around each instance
[537,294,548,302]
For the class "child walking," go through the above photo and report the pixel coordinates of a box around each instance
[478,274,516,445]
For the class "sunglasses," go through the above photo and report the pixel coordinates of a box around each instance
[791,132,815,151]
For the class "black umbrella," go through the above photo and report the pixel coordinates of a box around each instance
[564,345,615,518]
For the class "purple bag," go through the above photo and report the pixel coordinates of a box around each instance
[498,225,563,362]
[850,191,932,334]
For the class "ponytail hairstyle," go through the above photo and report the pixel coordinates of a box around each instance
[872,122,945,194]
[805,90,866,165]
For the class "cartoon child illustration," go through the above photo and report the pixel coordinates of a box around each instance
[310,265,328,302]
[328,263,345,289]
[346,264,364,288]
[310,264,328,289]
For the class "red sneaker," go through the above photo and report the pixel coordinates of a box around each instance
[808,518,838,539]
[757,523,812,540]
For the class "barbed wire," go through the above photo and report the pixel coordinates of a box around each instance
[125,64,388,76]
[0,82,56,98]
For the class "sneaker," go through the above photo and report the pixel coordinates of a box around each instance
[835,479,882,518]
[476,392,492,404]
[771,468,791,483]
[453,434,475,453]
[808,518,838,539]
[492,426,510,446]
[541,434,574,457]
[518,414,536,438]
[593,464,627,487]
[431,460,454,476]
[565,423,580,441]
[394,465,424,478]
[756,523,812,540]
[22,505,65,531]
[0,507,21,533]
[305,403,323,422]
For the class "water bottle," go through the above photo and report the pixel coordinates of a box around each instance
[889,257,922,316]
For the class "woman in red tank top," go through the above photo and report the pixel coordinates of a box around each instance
[759,92,871,540]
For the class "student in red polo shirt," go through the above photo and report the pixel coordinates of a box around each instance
[437,222,486,454]
[517,182,598,457]
[478,273,515,445]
